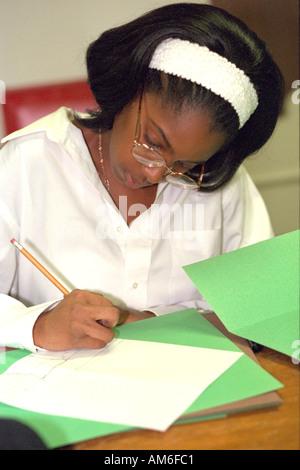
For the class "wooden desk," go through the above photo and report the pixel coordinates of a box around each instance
[67,348,299,450]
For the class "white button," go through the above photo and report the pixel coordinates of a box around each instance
[132,282,138,289]
[116,226,122,232]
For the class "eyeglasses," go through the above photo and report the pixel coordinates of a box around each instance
[131,94,205,190]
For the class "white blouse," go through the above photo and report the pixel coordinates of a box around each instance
[0,107,273,351]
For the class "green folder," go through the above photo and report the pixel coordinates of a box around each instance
[184,230,300,358]
[0,309,282,449]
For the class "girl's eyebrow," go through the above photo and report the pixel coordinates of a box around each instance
[149,118,172,151]
[149,118,205,165]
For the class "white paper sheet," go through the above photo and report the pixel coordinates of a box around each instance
[0,339,242,431]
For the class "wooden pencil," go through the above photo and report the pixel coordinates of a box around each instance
[10,238,70,296]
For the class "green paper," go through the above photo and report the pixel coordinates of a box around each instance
[115,310,282,414]
[184,230,300,357]
[0,309,282,449]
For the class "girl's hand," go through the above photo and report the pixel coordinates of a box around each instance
[33,289,123,351]
[33,289,156,351]
[121,309,156,323]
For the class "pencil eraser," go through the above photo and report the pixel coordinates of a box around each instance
[10,238,16,244]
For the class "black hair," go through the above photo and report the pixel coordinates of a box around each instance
[75,3,284,191]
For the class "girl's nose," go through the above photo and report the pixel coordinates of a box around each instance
[142,165,166,184]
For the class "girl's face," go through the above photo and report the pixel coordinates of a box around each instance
[108,92,226,189]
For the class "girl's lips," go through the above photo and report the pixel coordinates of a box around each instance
[124,171,142,188]
[124,170,155,189]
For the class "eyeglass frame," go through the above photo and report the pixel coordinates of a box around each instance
[131,93,205,191]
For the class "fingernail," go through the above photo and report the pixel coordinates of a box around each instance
[97,319,110,328]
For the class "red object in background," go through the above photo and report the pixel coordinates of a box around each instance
[2,80,97,136]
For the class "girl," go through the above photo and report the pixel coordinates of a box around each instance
[0,3,284,351]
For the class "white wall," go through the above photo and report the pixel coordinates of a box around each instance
[0,0,298,235]
[245,91,299,236]
[0,0,206,87]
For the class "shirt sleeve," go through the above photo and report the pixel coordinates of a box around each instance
[146,296,213,316]
[221,166,274,253]
[0,140,59,352]
[0,295,59,352]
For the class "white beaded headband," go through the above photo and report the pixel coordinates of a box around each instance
[149,38,259,129]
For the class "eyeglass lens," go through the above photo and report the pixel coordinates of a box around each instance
[132,143,199,189]
[132,144,165,167]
